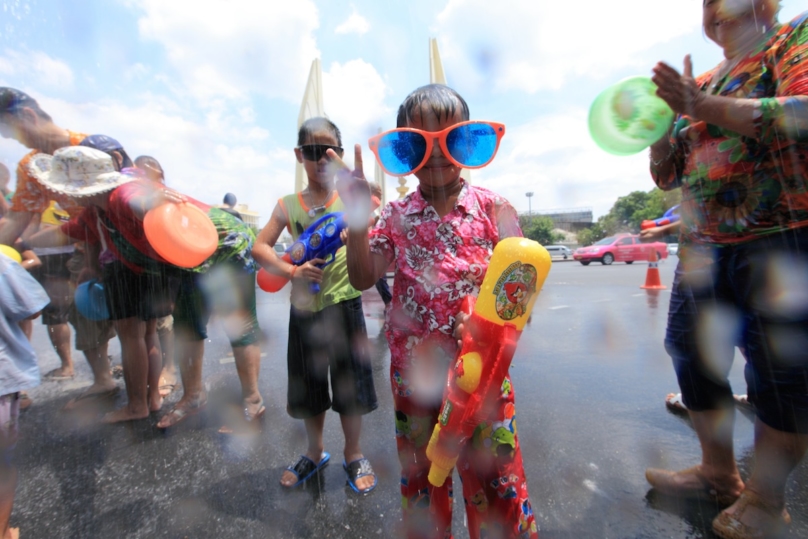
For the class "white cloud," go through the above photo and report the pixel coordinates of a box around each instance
[467,108,655,217]
[123,62,149,82]
[434,0,703,93]
[0,92,291,227]
[132,0,321,104]
[322,59,392,152]
[335,6,370,35]
[0,49,74,88]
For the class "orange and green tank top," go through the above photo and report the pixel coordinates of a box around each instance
[279,191,361,312]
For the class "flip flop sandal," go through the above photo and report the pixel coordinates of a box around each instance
[282,452,330,488]
[665,393,688,415]
[19,392,32,411]
[218,398,266,435]
[158,383,177,397]
[712,489,791,539]
[733,394,755,412]
[111,365,124,379]
[343,457,377,495]
[157,399,206,430]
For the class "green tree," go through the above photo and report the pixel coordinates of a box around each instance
[576,187,681,245]
[577,223,606,246]
[521,215,564,245]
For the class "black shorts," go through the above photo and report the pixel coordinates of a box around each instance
[287,296,378,419]
[102,261,179,321]
[667,229,808,433]
[29,252,73,325]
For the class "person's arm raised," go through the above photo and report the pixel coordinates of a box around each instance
[329,144,389,290]
[653,55,808,142]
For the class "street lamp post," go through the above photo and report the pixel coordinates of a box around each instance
[526,192,534,217]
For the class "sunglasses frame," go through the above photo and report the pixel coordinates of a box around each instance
[297,144,344,162]
[367,120,506,177]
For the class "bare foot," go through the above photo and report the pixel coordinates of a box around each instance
[6,527,19,539]
[62,383,119,411]
[156,395,206,429]
[148,392,163,413]
[102,405,150,424]
[43,367,75,380]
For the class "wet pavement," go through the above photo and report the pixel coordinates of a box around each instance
[14,259,808,538]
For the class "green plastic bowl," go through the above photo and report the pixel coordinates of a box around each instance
[589,76,674,156]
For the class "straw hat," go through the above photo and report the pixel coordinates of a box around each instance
[27,146,134,198]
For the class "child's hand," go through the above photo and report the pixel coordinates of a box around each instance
[329,145,372,229]
[453,310,470,347]
[152,187,187,207]
[639,228,663,242]
[295,258,326,285]
[452,296,477,347]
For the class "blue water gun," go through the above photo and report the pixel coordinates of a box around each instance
[287,212,347,294]
[641,204,680,230]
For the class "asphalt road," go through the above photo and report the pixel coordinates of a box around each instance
[14,257,808,538]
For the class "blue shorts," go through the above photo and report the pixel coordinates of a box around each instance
[665,229,808,433]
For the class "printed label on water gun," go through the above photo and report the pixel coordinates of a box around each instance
[492,262,538,321]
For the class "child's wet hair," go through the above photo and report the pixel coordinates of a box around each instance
[396,84,470,128]
[297,117,342,147]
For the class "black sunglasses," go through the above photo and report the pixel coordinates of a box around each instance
[299,144,343,162]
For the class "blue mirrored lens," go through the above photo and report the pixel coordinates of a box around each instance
[376,131,427,175]
[446,123,498,167]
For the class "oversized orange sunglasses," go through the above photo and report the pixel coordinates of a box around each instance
[367,120,506,177]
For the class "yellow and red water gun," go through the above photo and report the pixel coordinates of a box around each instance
[426,237,551,486]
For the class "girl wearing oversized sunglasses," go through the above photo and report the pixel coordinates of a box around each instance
[334,84,536,539]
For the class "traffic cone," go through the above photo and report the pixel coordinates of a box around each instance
[641,249,667,290]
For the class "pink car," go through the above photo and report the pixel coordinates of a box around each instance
[573,234,668,266]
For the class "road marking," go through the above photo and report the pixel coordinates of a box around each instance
[549,305,569,310]
[632,293,645,297]
[219,357,235,365]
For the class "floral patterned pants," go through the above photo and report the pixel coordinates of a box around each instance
[391,365,539,539]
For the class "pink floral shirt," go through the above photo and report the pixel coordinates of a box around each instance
[370,181,522,369]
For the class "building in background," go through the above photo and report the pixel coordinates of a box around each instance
[521,207,593,233]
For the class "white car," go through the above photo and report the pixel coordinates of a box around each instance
[544,245,573,259]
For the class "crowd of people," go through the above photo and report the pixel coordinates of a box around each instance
[0,1,806,538]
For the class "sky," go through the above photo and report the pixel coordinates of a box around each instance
[1,0,804,227]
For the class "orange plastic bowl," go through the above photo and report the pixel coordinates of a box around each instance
[144,203,218,268]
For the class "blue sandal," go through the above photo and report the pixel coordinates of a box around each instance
[343,457,377,494]
[282,452,330,488]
